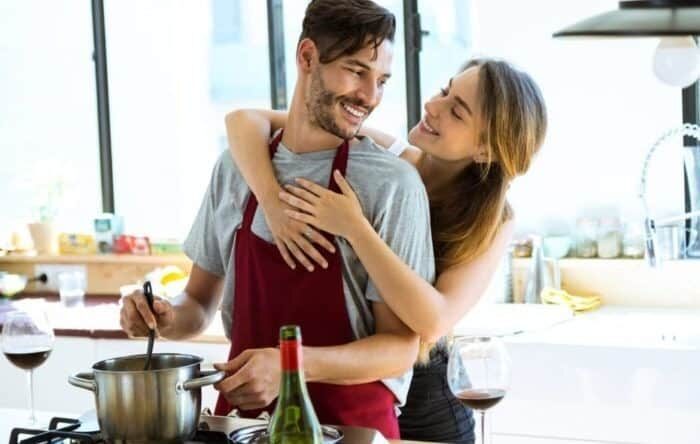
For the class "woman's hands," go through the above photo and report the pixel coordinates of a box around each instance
[260,195,336,271]
[280,170,366,244]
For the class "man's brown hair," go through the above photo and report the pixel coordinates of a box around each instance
[299,0,396,63]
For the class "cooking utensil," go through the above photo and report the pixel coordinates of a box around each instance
[230,424,343,444]
[143,280,155,370]
[68,353,225,443]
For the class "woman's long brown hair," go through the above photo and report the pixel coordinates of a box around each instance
[418,59,547,362]
[431,58,547,274]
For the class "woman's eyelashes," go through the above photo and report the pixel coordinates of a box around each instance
[439,87,462,121]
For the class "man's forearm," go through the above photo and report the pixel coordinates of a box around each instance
[303,332,419,385]
[159,292,216,341]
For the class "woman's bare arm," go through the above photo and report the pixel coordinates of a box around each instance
[357,126,397,148]
[347,218,515,343]
[282,173,516,344]
[225,109,287,206]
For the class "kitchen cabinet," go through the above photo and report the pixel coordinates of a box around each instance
[490,340,700,444]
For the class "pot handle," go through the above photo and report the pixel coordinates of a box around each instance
[179,370,226,392]
[68,372,96,392]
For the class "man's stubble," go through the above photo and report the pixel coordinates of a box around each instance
[306,67,370,140]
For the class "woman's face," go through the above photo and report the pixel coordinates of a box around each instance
[408,66,484,163]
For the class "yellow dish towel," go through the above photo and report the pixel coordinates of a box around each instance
[540,287,601,312]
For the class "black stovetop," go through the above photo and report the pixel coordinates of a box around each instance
[9,415,230,444]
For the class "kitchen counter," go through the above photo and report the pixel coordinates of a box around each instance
[506,305,700,350]
[4,303,700,443]
[5,295,700,351]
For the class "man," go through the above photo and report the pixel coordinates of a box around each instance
[119,0,434,439]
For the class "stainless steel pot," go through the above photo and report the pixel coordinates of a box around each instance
[69,353,225,443]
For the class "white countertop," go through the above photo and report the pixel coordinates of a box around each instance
[508,305,700,350]
[453,302,700,350]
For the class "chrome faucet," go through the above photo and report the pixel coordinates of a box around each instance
[640,123,700,266]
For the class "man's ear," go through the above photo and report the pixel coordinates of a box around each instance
[297,38,318,74]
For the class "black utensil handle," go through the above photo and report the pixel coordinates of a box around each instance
[143,280,155,371]
[143,281,154,311]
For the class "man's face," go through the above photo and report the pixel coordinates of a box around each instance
[305,40,393,139]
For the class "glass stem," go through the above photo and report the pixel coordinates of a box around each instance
[27,369,35,424]
[480,410,486,444]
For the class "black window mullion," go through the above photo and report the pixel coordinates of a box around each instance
[91,0,114,213]
[267,0,287,110]
[403,0,421,131]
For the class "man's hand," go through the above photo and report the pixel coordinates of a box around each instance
[213,348,281,411]
[119,290,175,338]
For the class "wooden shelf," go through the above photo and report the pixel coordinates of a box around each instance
[0,253,191,266]
[0,254,192,295]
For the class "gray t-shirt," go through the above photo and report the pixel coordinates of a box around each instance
[183,135,435,406]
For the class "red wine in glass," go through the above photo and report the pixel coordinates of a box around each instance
[456,388,507,411]
[448,336,511,444]
[2,309,55,425]
[4,348,52,370]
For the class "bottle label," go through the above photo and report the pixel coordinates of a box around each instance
[280,339,302,371]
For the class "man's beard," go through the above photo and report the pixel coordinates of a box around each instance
[306,68,371,140]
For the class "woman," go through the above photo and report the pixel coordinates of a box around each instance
[225,58,547,443]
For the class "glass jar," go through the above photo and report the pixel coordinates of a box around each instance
[574,218,598,258]
[512,237,533,258]
[597,217,622,259]
[622,220,646,258]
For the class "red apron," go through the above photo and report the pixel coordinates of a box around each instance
[214,131,399,439]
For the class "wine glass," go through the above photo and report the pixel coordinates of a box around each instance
[2,309,55,425]
[447,336,511,444]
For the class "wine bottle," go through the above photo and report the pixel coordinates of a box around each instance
[268,325,323,444]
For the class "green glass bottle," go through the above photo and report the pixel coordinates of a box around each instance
[268,325,323,444]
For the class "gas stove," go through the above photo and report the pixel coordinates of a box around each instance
[8,411,229,444]
[8,410,387,444]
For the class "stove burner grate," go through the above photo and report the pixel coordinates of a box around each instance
[9,416,231,444]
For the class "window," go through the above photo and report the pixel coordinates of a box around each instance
[105,0,270,240]
[0,1,101,236]
[418,0,683,233]
[418,0,474,106]
[2,0,691,248]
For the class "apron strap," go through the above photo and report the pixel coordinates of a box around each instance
[328,139,349,193]
[240,131,349,231]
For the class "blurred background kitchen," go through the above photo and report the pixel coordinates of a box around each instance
[1,1,700,443]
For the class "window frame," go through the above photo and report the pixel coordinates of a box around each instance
[88,0,697,226]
